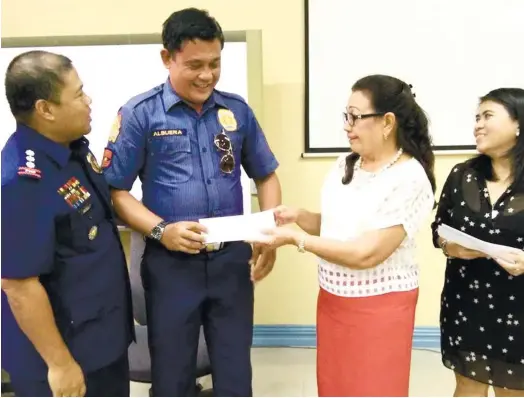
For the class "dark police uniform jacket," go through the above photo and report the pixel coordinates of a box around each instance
[1,124,134,382]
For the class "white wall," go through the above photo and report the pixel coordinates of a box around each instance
[306,0,524,152]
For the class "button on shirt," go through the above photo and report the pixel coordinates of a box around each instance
[1,124,133,381]
[103,80,279,222]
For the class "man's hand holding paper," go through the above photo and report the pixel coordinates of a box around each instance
[161,221,208,254]
[199,210,279,282]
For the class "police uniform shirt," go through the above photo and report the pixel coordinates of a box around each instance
[1,124,134,381]
[103,79,279,222]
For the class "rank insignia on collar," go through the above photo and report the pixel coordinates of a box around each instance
[57,177,91,210]
[86,152,103,174]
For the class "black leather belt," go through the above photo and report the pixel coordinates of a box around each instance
[145,238,230,253]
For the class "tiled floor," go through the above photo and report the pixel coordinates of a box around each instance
[131,347,460,397]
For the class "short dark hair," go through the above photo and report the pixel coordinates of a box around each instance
[5,50,73,121]
[162,8,225,54]
[342,74,436,193]
[466,88,524,182]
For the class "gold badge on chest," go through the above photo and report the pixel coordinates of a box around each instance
[217,109,237,132]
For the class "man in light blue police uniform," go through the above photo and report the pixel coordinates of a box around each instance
[1,51,134,397]
[103,7,282,397]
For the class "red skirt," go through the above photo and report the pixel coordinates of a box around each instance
[316,287,418,397]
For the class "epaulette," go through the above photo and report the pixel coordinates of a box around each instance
[125,84,163,110]
[17,149,42,180]
[214,89,247,105]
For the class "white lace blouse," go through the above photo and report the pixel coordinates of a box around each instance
[318,155,435,297]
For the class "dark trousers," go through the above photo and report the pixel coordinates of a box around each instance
[141,241,254,397]
[10,353,129,397]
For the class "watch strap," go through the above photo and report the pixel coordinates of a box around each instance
[149,220,169,241]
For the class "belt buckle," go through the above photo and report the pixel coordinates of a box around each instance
[205,242,223,252]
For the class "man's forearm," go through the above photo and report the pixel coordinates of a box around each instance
[111,189,163,235]
[255,172,282,211]
[2,277,74,369]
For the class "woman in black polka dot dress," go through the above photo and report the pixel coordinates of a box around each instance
[432,88,524,396]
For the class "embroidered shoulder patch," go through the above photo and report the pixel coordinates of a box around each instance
[108,112,122,143]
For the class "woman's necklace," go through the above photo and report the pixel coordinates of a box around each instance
[354,148,404,178]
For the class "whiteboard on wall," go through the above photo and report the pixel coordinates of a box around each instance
[305,0,524,153]
[0,42,252,213]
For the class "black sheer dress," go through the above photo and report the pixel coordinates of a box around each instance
[431,162,524,390]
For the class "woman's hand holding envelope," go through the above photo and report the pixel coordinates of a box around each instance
[273,205,300,226]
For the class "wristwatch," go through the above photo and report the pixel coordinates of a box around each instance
[149,221,169,241]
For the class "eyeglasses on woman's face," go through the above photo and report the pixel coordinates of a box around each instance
[342,111,385,127]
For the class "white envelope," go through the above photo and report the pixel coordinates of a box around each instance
[199,210,276,244]
[437,224,519,261]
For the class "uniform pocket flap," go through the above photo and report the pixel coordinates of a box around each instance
[69,300,121,328]
[69,303,102,327]
[151,133,191,154]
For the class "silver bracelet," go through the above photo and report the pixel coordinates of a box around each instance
[297,235,306,253]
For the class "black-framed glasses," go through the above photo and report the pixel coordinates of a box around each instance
[214,130,235,174]
[342,111,385,127]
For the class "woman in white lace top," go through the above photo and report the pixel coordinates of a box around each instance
[252,75,436,396]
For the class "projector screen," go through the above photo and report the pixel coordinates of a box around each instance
[305,0,524,153]
[0,42,252,213]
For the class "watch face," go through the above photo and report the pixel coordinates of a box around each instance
[151,226,162,240]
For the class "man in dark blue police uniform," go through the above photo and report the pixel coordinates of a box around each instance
[1,51,134,397]
[103,7,282,397]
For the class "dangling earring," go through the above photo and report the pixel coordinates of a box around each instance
[383,132,388,140]
[517,127,520,137]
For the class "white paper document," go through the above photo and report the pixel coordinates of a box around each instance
[437,224,518,261]
[199,210,276,244]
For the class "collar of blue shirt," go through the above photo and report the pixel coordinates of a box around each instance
[161,78,229,112]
